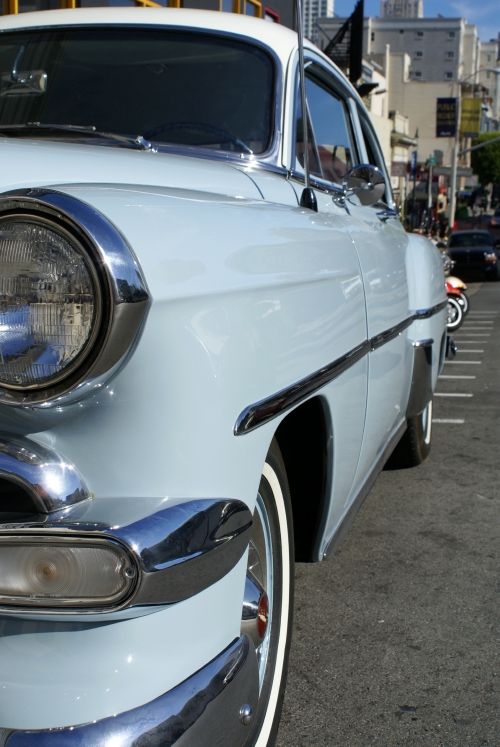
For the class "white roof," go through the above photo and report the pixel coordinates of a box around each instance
[0,7,299,67]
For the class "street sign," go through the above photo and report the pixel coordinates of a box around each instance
[391,161,407,177]
[428,156,437,165]
[436,98,457,137]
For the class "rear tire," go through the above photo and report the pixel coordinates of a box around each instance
[385,400,433,469]
[245,439,294,747]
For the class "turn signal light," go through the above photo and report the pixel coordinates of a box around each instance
[0,537,136,609]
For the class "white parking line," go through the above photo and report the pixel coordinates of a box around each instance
[461,327,494,330]
[453,334,491,337]
[468,311,498,314]
[439,375,476,379]
[434,392,473,397]
[444,360,481,364]
[432,419,465,424]
[457,349,484,353]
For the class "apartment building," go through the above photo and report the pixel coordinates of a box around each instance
[380,0,422,20]
[316,15,478,83]
[303,0,333,44]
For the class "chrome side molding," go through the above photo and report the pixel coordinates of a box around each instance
[0,498,252,613]
[0,436,90,513]
[2,634,259,747]
[235,300,447,436]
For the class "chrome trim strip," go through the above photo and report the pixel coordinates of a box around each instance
[370,316,413,351]
[0,190,150,407]
[2,634,259,747]
[323,419,407,559]
[0,498,252,613]
[234,339,371,435]
[413,299,447,319]
[235,299,446,435]
[0,436,90,513]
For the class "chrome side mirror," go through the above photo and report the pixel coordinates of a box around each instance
[333,164,386,208]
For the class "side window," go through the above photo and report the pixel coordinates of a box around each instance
[295,68,357,186]
[359,114,392,207]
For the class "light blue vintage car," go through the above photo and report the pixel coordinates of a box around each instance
[0,7,446,746]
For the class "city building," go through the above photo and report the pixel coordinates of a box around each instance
[380,0,422,20]
[303,0,333,44]
[316,15,479,83]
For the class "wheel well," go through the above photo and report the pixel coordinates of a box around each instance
[274,397,328,563]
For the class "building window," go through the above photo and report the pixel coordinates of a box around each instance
[415,50,423,58]
[487,70,491,78]
[371,31,375,41]
[487,54,491,62]
[445,72,453,79]
[447,31,455,38]
[414,71,422,78]
[446,51,454,58]
[416,30,424,38]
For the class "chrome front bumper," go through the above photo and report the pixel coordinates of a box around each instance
[1,635,258,746]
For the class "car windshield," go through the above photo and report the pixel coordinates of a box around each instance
[0,27,275,154]
[449,233,493,248]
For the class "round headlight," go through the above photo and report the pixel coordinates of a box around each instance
[0,219,101,389]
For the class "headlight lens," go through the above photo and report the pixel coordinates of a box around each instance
[484,252,497,262]
[0,539,135,608]
[0,219,100,389]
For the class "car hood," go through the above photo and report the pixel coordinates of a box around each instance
[0,138,263,200]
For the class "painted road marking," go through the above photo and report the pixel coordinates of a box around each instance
[432,419,465,424]
[434,393,473,397]
[439,375,476,379]
[444,360,481,364]
[457,349,484,353]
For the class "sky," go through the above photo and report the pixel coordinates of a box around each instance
[333,0,500,42]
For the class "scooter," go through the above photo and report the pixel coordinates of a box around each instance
[446,281,465,330]
[441,251,470,319]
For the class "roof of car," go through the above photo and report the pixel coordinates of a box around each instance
[0,7,299,67]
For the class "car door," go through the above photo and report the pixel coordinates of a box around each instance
[289,62,370,540]
[290,57,412,515]
[346,107,413,495]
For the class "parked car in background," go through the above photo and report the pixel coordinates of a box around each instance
[0,8,446,746]
[447,230,500,280]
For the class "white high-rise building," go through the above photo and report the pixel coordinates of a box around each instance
[304,0,334,43]
[380,0,423,19]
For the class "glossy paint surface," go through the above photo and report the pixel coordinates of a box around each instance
[0,8,446,730]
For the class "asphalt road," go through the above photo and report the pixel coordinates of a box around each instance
[277,282,499,747]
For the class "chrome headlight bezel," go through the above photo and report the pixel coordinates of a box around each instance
[0,189,150,407]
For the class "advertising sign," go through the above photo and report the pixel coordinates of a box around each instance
[436,98,457,137]
[460,98,482,138]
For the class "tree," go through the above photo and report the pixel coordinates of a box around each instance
[471,133,500,187]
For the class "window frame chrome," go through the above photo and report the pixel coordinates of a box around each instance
[289,51,362,195]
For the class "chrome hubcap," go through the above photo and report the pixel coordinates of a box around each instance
[243,492,273,693]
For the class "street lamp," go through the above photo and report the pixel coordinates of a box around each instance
[449,67,500,228]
